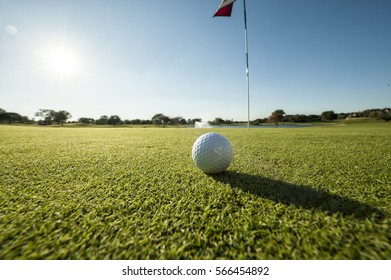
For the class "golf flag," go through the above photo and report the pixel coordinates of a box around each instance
[213,0,237,17]
[214,0,251,129]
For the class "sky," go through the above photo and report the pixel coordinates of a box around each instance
[1,0,390,122]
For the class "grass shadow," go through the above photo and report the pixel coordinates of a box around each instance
[212,171,384,220]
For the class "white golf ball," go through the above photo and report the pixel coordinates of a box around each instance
[192,132,233,174]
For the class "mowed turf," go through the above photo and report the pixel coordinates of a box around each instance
[0,121,390,259]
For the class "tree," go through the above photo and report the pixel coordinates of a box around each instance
[213,117,224,125]
[124,119,141,125]
[78,117,95,125]
[140,119,152,125]
[369,110,386,120]
[35,109,55,124]
[308,114,321,122]
[382,108,391,121]
[253,118,267,125]
[35,109,71,125]
[152,113,169,125]
[268,109,285,127]
[0,112,23,124]
[96,115,108,125]
[53,110,71,125]
[321,110,336,121]
[188,118,201,125]
[171,116,186,126]
[107,115,122,126]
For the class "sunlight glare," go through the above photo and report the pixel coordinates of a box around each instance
[39,42,85,82]
[46,48,79,72]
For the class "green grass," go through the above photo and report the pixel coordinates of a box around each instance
[0,122,390,259]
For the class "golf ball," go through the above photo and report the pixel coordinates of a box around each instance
[192,132,233,174]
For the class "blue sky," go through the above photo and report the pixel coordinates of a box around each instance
[1,0,390,121]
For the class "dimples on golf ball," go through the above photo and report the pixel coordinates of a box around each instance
[192,132,233,174]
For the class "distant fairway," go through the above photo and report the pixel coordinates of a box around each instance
[1,121,390,259]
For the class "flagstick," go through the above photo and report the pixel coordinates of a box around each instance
[243,0,250,130]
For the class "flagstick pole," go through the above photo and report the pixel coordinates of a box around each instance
[243,0,250,130]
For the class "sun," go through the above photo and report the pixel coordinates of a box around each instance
[37,40,86,82]
[42,46,82,80]
[45,47,80,74]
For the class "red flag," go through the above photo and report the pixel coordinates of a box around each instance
[213,0,237,17]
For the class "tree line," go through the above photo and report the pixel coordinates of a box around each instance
[84,113,202,126]
[1,107,390,126]
[266,108,390,126]
[0,108,203,126]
